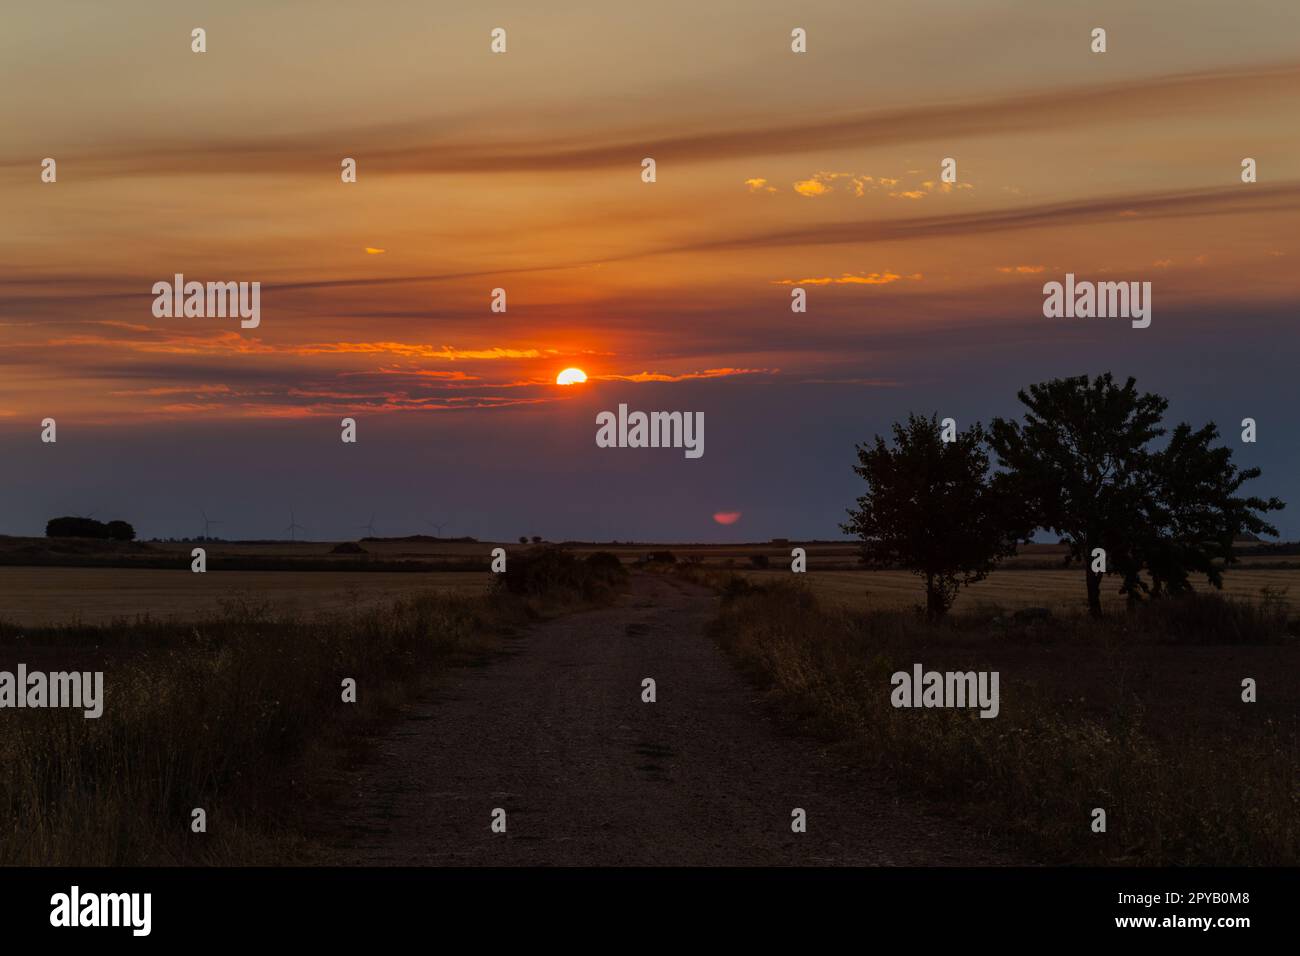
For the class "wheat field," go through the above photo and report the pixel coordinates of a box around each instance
[742,567,1299,614]
[0,566,492,627]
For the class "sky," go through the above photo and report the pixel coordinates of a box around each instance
[1,0,1298,542]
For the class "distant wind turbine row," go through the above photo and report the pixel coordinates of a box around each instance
[183,507,452,541]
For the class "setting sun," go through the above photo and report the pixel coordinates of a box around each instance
[556,367,588,385]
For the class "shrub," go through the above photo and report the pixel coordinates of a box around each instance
[105,520,136,542]
[584,550,625,578]
[1133,590,1290,644]
[46,516,110,539]
[707,580,1297,865]
[498,546,627,603]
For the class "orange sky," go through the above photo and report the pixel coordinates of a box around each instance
[1,1,1297,540]
[2,2,1297,423]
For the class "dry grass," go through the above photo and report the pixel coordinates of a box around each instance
[692,570,1298,865]
[742,567,1300,614]
[0,557,623,866]
[0,566,492,627]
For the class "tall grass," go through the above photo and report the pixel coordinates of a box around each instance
[701,574,1297,865]
[0,557,626,865]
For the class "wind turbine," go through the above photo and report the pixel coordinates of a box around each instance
[283,508,306,542]
[199,508,223,540]
[359,513,378,538]
[426,518,448,538]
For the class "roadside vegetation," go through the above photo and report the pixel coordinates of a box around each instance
[661,561,1297,865]
[0,548,627,865]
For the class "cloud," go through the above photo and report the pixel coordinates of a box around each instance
[784,169,971,202]
[42,332,550,362]
[109,384,233,397]
[996,265,1046,274]
[595,368,774,383]
[744,178,777,193]
[364,247,386,255]
[772,273,922,286]
[663,182,1300,257]
[20,63,1298,177]
[797,377,903,386]
[14,183,1286,312]
[294,343,547,360]
[793,178,830,197]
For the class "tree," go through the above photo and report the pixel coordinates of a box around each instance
[45,516,136,541]
[842,413,1024,619]
[990,374,1283,615]
[47,516,108,538]
[105,520,136,542]
[1137,422,1283,598]
[991,374,1164,616]
[519,536,528,545]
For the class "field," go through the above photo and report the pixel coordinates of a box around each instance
[2,534,1296,625]
[1,534,1296,866]
[744,568,1299,615]
[0,566,491,627]
[687,567,1299,865]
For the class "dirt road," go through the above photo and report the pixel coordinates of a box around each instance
[316,573,1011,865]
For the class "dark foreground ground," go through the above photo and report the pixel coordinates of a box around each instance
[311,573,1014,865]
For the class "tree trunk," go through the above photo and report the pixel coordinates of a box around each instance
[925,572,943,621]
[1085,564,1102,617]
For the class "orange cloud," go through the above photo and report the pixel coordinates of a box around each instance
[996,265,1046,274]
[109,384,233,397]
[364,247,386,254]
[596,367,774,383]
[772,272,922,286]
[793,178,830,197]
[46,333,550,362]
[294,343,548,360]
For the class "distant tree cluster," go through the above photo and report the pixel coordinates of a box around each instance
[844,374,1284,618]
[45,516,136,541]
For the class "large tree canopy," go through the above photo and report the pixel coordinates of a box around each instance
[990,373,1282,615]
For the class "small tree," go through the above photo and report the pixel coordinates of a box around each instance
[842,414,1024,619]
[105,520,136,542]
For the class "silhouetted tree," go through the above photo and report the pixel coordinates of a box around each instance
[105,520,136,542]
[46,516,107,538]
[842,414,1024,619]
[1135,421,1283,598]
[991,374,1282,615]
[991,375,1163,616]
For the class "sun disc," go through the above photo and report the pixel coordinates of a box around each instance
[556,367,587,385]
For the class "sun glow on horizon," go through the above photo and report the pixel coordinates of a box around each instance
[556,367,588,385]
